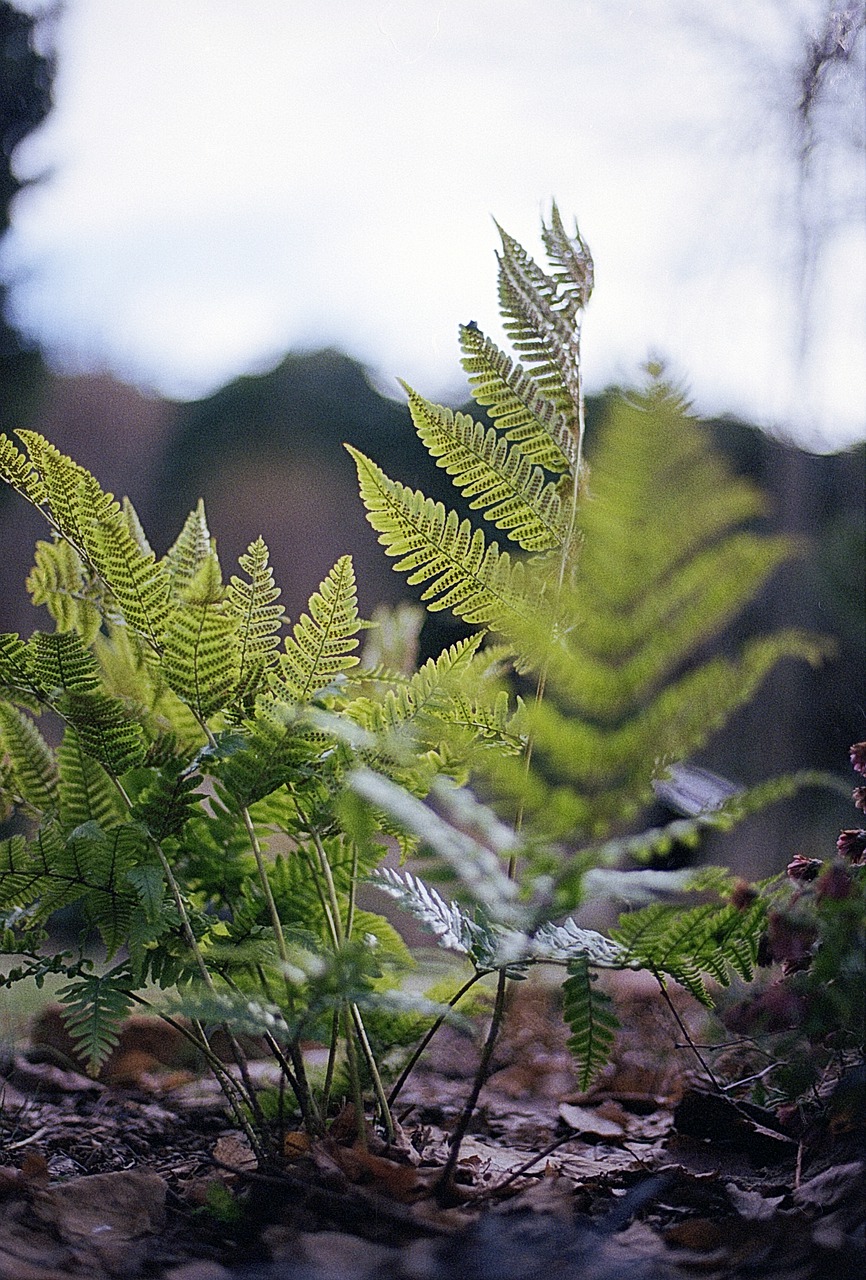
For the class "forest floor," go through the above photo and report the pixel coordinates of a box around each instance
[0,973,863,1280]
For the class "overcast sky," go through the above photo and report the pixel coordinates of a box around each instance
[4,0,865,449]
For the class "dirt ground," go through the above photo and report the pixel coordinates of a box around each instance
[0,975,863,1279]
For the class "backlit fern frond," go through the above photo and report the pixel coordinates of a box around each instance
[162,553,241,720]
[0,633,38,703]
[496,216,587,427]
[57,727,128,832]
[0,702,58,812]
[562,955,619,1090]
[226,536,287,710]
[459,322,575,472]
[0,433,47,506]
[162,499,213,595]
[403,386,566,551]
[27,538,104,645]
[215,698,326,809]
[88,507,171,649]
[275,555,359,703]
[347,446,526,626]
[15,430,92,549]
[56,968,135,1075]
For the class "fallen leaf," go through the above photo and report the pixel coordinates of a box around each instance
[559,1103,625,1138]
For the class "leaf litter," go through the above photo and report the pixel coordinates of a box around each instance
[0,975,862,1279]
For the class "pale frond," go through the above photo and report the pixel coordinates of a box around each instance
[161,553,241,720]
[162,499,213,596]
[226,536,287,709]
[27,538,104,645]
[0,433,47,506]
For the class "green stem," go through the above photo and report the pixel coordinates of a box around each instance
[388,970,486,1107]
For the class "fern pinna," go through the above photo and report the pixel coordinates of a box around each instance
[0,421,512,1145]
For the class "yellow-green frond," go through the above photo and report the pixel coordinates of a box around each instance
[0,432,47,506]
[540,202,594,312]
[459,322,575,473]
[347,445,526,627]
[162,499,213,596]
[226,536,287,708]
[402,386,566,552]
[15,430,93,549]
[161,553,241,721]
[57,727,128,832]
[275,555,361,702]
[0,702,59,812]
[27,537,104,646]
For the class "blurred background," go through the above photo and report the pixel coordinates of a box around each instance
[0,0,863,874]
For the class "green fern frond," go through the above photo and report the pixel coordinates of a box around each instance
[27,538,104,645]
[121,497,153,555]
[162,553,241,720]
[0,703,58,812]
[275,555,360,703]
[56,968,134,1075]
[0,832,39,910]
[562,955,619,1090]
[57,727,128,832]
[61,821,145,957]
[495,220,582,426]
[131,759,201,841]
[162,499,213,595]
[0,433,47,506]
[58,688,147,776]
[15,430,92,549]
[89,509,171,648]
[611,898,767,1005]
[32,629,99,695]
[215,699,325,809]
[402,385,566,551]
[459,322,575,472]
[347,446,526,626]
[226,537,287,709]
[0,633,37,702]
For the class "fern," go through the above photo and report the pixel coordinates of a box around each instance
[348,446,527,626]
[0,702,59,812]
[459,321,575,472]
[56,968,135,1075]
[562,955,619,1091]
[275,555,361,702]
[402,384,566,551]
[162,553,241,720]
[0,432,47,506]
[162,499,213,595]
[225,536,286,710]
[27,537,104,644]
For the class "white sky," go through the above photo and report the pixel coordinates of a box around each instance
[3,0,865,449]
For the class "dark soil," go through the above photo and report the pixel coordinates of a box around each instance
[1,978,863,1279]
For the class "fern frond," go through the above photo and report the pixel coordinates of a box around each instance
[56,969,135,1075]
[57,728,128,832]
[215,699,325,809]
[131,759,201,841]
[275,555,361,702]
[0,432,47,506]
[15,430,93,549]
[162,553,241,720]
[60,821,146,957]
[0,702,59,812]
[226,536,287,709]
[403,386,566,551]
[495,221,582,427]
[369,866,476,954]
[32,629,99,695]
[347,446,526,626]
[121,497,153,555]
[162,499,213,595]
[58,689,147,776]
[540,201,594,312]
[562,955,619,1090]
[27,538,104,645]
[0,633,38,703]
[89,509,171,648]
[459,322,575,472]
[531,917,628,968]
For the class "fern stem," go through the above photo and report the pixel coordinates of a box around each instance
[309,828,395,1140]
[435,966,509,1204]
[387,970,486,1106]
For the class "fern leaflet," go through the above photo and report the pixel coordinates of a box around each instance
[562,955,619,1090]
[403,385,566,551]
[275,555,361,702]
[56,968,135,1075]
